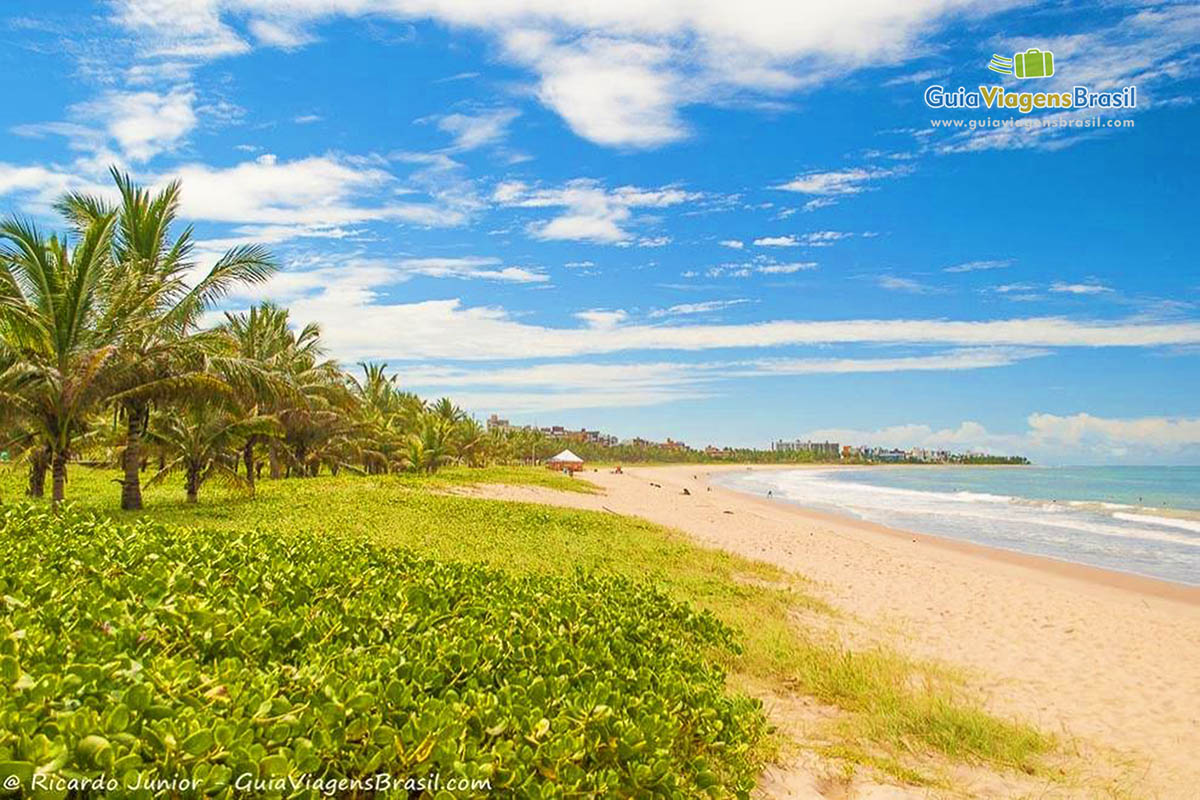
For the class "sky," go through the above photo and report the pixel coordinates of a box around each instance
[1,1,1198,464]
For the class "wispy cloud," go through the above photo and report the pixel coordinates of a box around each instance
[430,108,520,152]
[753,231,851,247]
[649,299,751,318]
[944,259,1012,273]
[775,165,911,195]
[876,275,933,293]
[494,178,698,243]
[757,261,817,274]
[1050,282,1113,295]
[400,347,1047,412]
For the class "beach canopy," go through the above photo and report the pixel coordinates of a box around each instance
[547,449,584,463]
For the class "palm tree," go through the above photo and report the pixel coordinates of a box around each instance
[430,397,465,425]
[230,312,353,478]
[217,302,310,491]
[57,168,276,510]
[0,214,122,504]
[454,417,487,467]
[146,401,281,503]
[400,414,454,474]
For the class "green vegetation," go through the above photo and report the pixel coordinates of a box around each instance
[389,465,600,494]
[0,505,764,798]
[1,467,1054,792]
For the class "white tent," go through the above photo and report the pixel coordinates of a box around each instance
[547,449,584,463]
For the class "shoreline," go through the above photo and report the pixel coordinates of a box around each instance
[463,463,1200,797]
[704,464,1200,604]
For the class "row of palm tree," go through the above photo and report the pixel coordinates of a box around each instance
[0,169,531,508]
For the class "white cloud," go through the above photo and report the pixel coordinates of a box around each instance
[754,231,851,247]
[247,17,317,48]
[504,31,687,148]
[243,286,1200,362]
[170,153,467,227]
[228,256,547,308]
[649,299,751,318]
[803,412,1200,463]
[109,0,1030,148]
[945,259,1012,273]
[757,261,817,274]
[0,164,114,213]
[392,257,549,283]
[1027,412,1200,452]
[495,178,697,243]
[94,87,198,161]
[112,0,249,58]
[17,86,198,163]
[753,235,799,247]
[575,309,629,329]
[433,108,520,151]
[803,197,838,212]
[1050,282,1113,295]
[877,275,930,293]
[399,347,1044,412]
[882,69,947,86]
[719,239,744,249]
[775,166,910,195]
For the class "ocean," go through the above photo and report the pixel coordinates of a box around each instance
[711,466,1200,586]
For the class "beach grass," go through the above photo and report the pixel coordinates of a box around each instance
[1,465,1054,787]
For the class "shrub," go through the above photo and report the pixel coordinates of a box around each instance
[0,506,764,798]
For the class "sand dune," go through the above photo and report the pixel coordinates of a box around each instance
[464,464,1200,799]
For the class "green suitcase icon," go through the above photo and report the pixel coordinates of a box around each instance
[1014,48,1054,79]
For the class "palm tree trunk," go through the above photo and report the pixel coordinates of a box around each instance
[121,407,147,511]
[27,446,49,498]
[242,436,257,493]
[185,468,199,503]
[51,449,68,506]
[269,446,282,479]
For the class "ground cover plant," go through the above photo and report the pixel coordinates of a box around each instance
[0,505,766,798]
[0,467,1056,791]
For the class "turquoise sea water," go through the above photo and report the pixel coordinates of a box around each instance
[713,466,1200,586]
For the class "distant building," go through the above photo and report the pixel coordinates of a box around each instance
[487,414,617,446]
[771,439,840,458]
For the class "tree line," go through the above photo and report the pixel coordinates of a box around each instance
[0,170,560,508]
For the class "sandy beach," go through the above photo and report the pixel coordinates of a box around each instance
[465,464,1200,799]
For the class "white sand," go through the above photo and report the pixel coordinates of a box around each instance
[464,464,1200,799]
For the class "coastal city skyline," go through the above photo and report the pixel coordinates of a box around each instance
[2,2,1197,464]
[484,413,1023,463]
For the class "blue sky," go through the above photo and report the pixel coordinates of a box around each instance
[2,1,1198,463]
